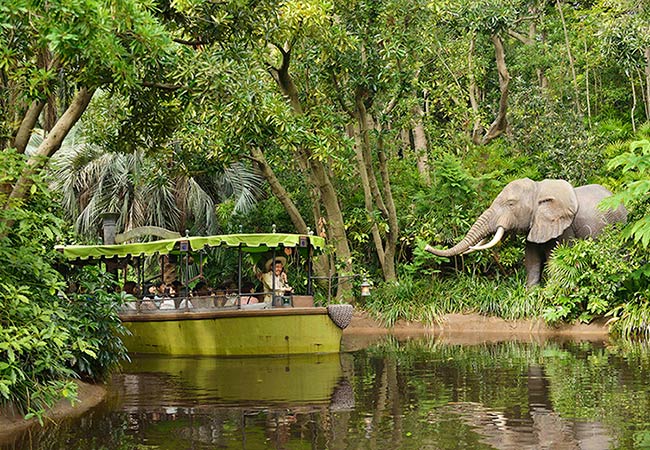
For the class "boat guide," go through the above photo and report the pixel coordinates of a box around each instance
[55,232,352,356]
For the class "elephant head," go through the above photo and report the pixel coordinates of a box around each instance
[425,178,579,257]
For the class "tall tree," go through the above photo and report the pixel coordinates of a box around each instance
[1,0,173,212]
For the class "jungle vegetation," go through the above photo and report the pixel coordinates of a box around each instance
[2,0,650,417]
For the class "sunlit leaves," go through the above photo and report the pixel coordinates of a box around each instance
[596,0,650,72]
[443,0,521,34]
[605,138,650,247]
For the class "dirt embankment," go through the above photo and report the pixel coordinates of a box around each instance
[0,381,107,444]
[342,311,610,351]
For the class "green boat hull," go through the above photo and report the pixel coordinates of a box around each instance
[120,307,343,356]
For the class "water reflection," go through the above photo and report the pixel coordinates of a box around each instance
[7,336,650,449]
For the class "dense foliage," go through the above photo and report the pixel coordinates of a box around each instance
[2,0,650,421]
[0,151,128,421]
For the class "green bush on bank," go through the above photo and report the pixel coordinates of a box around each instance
[0,151,128,422]
[373,225,648,337]
[541,227,639,324]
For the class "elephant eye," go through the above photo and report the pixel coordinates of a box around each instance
[538,198,553,205]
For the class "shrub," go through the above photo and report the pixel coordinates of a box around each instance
[363,275,442,327]
[540,227,640,325]
[0,151,128,421]
[65,266,130,382]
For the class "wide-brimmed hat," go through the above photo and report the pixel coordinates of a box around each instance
[265,256,287,271]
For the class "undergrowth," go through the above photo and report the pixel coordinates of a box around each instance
[363,271,542,327]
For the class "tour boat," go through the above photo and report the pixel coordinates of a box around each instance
[56,232,352,356]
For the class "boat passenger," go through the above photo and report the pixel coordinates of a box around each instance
[257,257,293,305]
[156,280,169,297]
[240,281,259,305]
[170,280,183,297]
[193,280,210,297]
[139,284,158,311]
[143,283,157,299]
[122,281,138,295]
[223,281,238,307]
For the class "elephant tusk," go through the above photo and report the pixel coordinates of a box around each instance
[462,237,489,255]
[468,227,505,251]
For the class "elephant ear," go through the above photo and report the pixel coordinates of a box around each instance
[528,180,578,243]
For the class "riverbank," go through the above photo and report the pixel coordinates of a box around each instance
[0,380,107,445]
[342,311,610,351]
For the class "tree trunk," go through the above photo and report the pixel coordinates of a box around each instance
[482,34,510,145]
[584,40,592,128]
[354,92,398,282]
[350,123,386,269]
[268,47,353,299]
[645,47,650,121]
[11,100,45,154]
[250,147,308,233]
[355,92,388,217]
[468,35,484,144]
[630,76,637,133]
[556,0,582,114]
[5,87,95,209]
[376,125,398,281]
[412,104,430,185]
[400,128,411,157]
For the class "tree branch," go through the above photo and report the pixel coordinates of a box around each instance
[330,72,354,118]
[5,87,96,209]
[11,100,46,154]
[173,38,209,47]
[141,81,183,90]
[507,29,533,45]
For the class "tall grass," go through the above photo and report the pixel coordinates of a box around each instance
[363,271,542,327]
[608,296,650,339]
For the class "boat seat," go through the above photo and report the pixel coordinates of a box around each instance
[292,295,314,307]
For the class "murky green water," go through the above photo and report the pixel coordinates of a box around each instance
[5,335,650,449]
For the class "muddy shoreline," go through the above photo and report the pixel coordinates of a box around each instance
[1,312,609,441]
[342,311,610,351]
[0,380,107,444]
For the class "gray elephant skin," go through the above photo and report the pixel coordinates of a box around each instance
[424,178,627,287]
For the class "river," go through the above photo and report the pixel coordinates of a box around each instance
[3,333,650,449]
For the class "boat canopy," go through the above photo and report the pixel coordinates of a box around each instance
[56,233,326,261]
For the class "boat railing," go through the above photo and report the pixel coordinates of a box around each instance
[120,293,314,313]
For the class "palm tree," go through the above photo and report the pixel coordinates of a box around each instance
[35,127,263,240]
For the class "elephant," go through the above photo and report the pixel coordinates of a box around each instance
[424,178,627,287]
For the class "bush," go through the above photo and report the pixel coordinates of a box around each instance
[540,227,641,325]
[65,266,130,382]
[0,151,128,421]
[363,275,442,327]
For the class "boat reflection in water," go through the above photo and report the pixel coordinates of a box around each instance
[112,352,354,448]
[5,338,646,449]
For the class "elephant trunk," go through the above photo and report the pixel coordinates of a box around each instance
[425,210,494,257]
